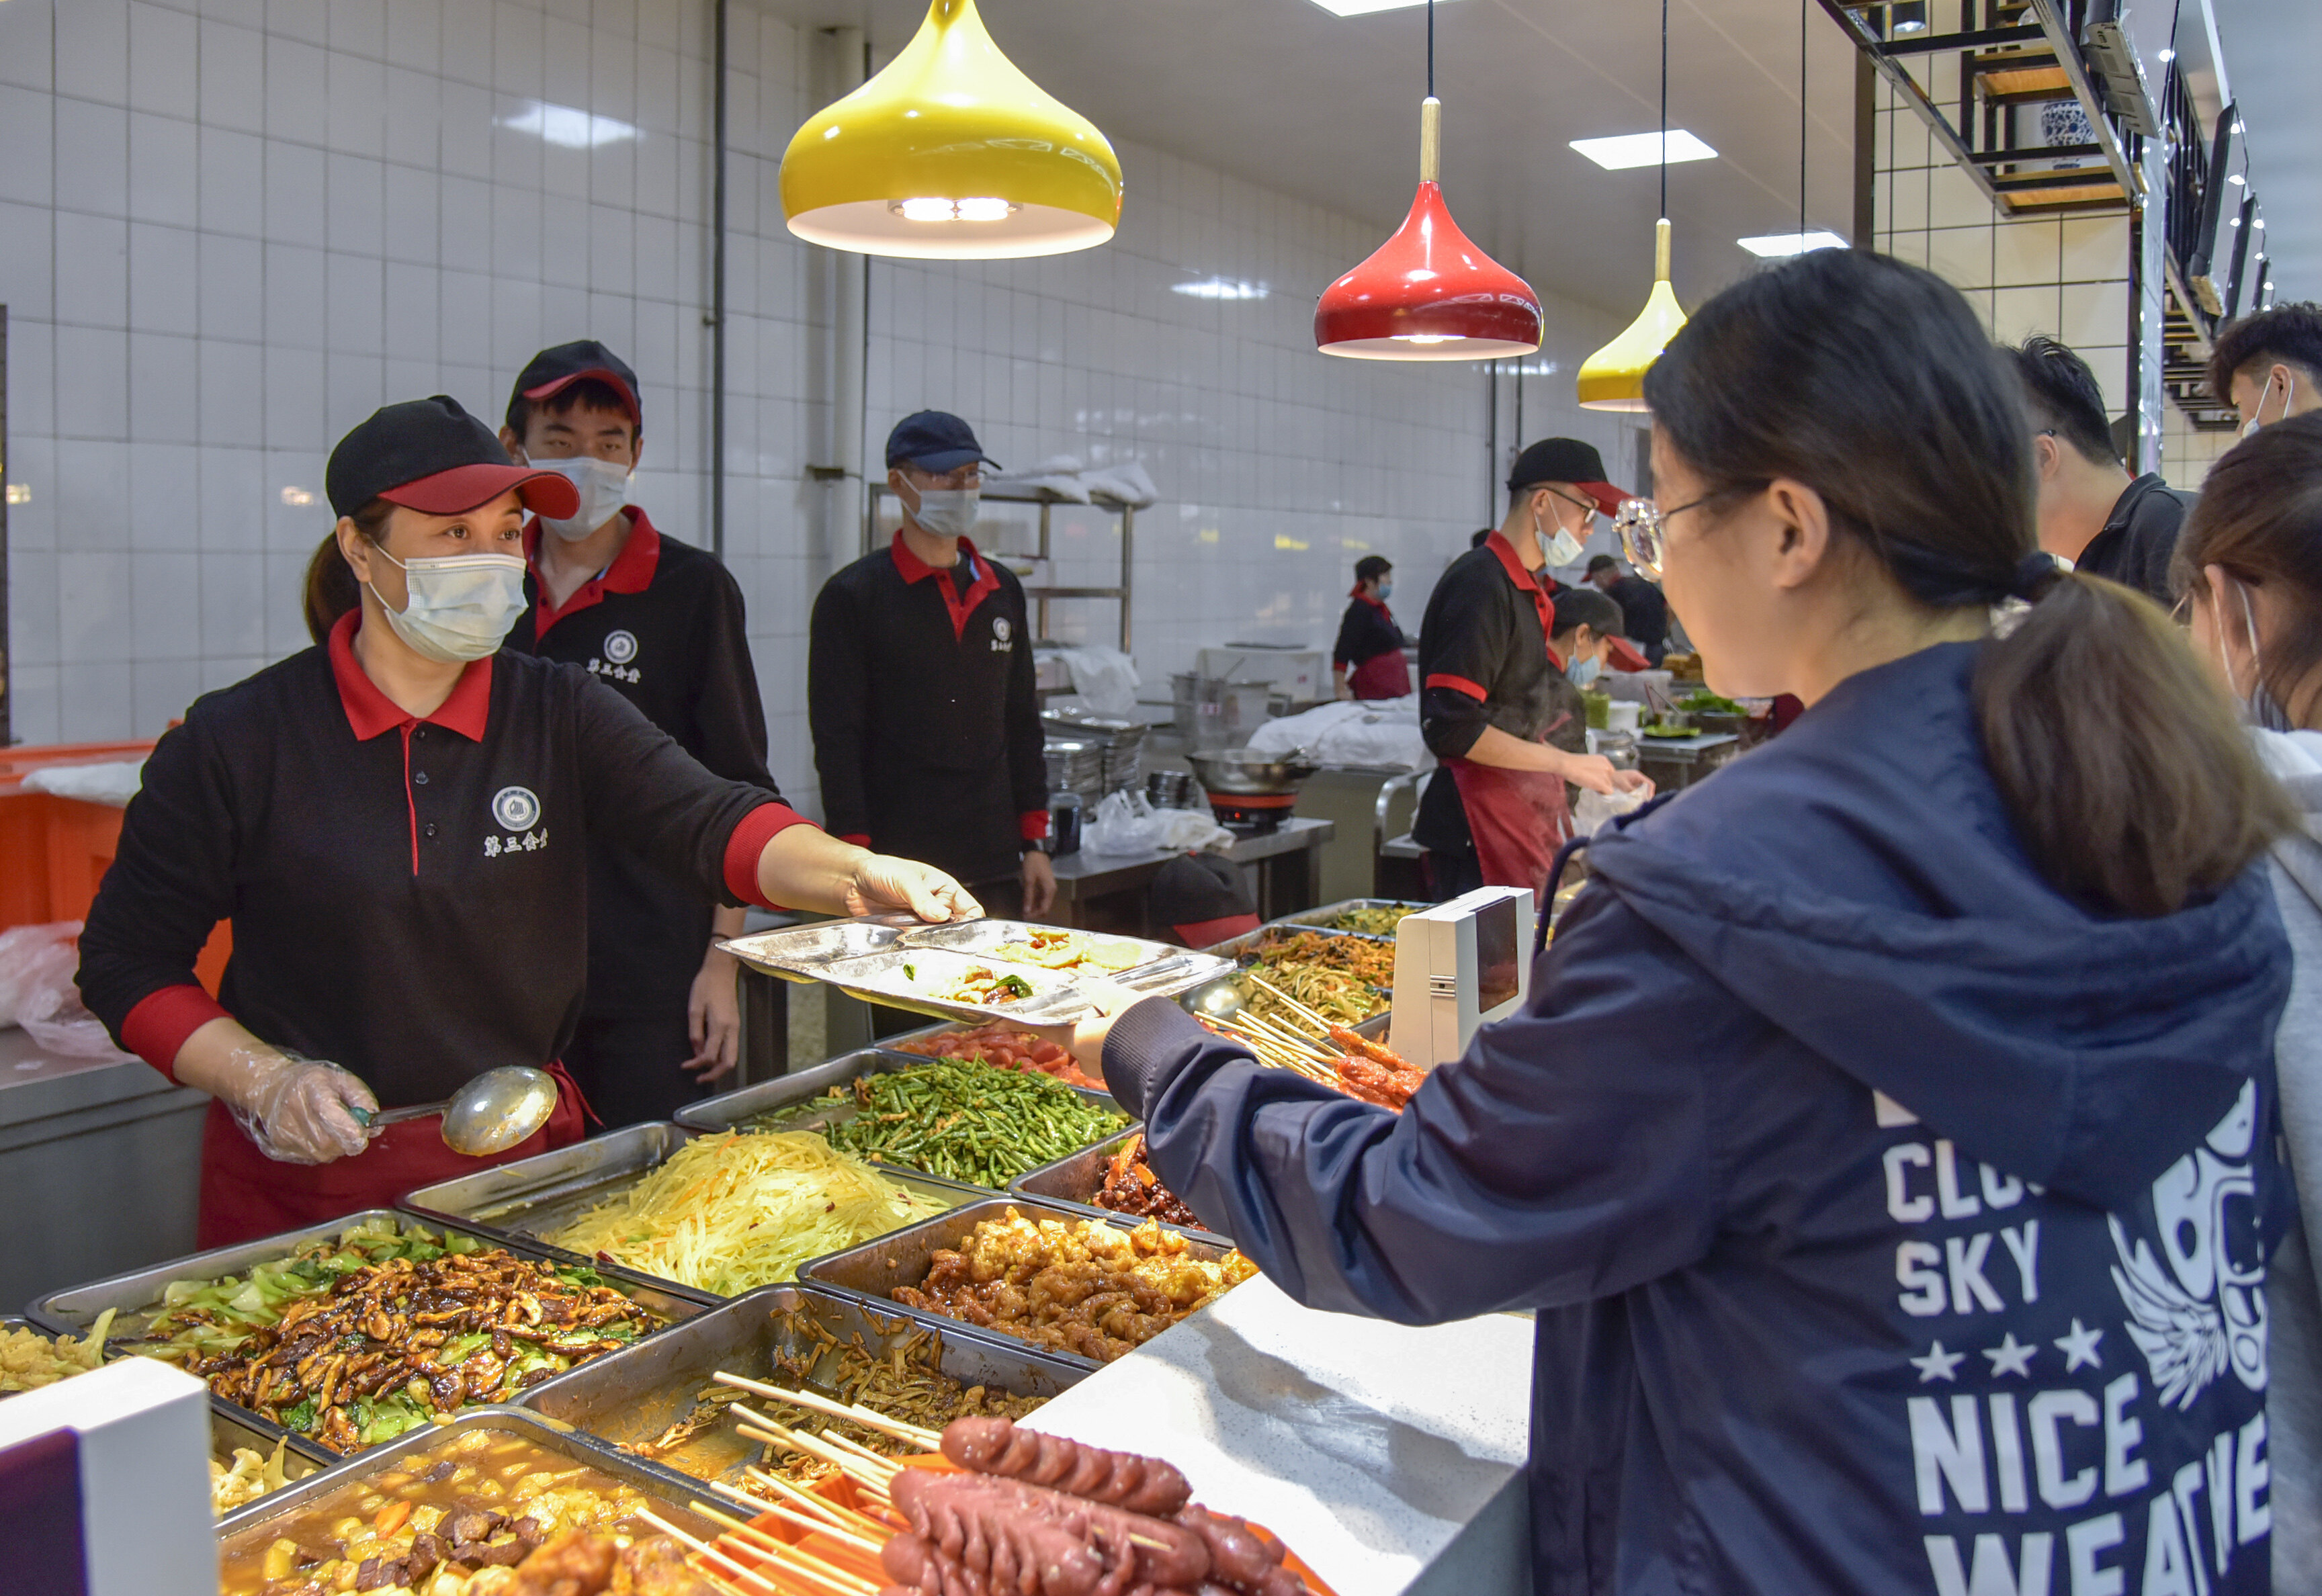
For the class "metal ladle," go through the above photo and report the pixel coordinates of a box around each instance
[350,1065,561,1157]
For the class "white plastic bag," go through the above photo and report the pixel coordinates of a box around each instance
[1058,647,1142,719]
[1572,787,1649,840]
[0,920,135,1059]
[1083,791,1168,855]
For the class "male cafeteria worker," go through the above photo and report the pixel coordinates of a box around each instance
[76,398,980,1247]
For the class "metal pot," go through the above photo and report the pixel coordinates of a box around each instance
[1185,746,1320,797]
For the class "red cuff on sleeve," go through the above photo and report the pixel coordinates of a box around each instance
[120,984,232,1082]
[1424,672,1489,701]
[722,802,818,907]
[838,833,871,848]
[1019,810,1051,842]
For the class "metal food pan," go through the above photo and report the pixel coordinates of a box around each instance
[1203,922,1391,963]
[724,918,908,966]
[677,1049,1126,1163]
[798,1195,1244,1373]
[1177,969,1393,1038]
[1271,897,1430,934]
[26,1210,712,1462]
[1007,1131,1232,1245]
[519,1284,1087,1487]
[398,1122,976,1293]
[212,1405,721,1552]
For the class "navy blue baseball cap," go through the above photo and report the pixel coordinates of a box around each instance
[886,411,1002,474]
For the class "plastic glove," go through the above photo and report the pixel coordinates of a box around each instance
[844,855,984,924]
[213,1047,379,1165]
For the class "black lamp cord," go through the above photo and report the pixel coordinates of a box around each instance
[1427,0,1435,99]
[1658,0,1669,218]
[1799,0,1807,238]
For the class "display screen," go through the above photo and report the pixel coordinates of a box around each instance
[1473,895,1520,1013]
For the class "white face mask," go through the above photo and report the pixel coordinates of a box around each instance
[2243,371,2296,440]
[2214,577,2293,732]
[1535,495,1586,568]
[908,486,980,540]
[367,548,529,664]
[532,455,632,541]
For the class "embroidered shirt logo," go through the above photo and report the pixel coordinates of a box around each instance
[492,786,542,832]
[991,615,1015,652]
[603,629,639,664]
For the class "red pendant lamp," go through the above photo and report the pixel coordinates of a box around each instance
[1315,2,1541,361]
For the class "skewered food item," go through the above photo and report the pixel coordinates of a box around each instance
[546,1130,950,1296]
[890,1208,1257,1363]
[939,1417,1191,1517]
[1090,1134,1206,1232]
[151,1233,664,1454]
[748,1060,1128,1190]
[893,1024,1105,1091]
[0,1309,114,1391]
[1326,906,1415,936]
[887,1468,1214,1592]
[1323,1028,1427,1112]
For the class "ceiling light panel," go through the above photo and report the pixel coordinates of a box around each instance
[1570,130,1719,171]
[1307,0,1467,14]
[1737,230,1848,257]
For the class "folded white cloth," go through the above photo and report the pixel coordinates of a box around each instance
[23,759,145,807]
[1245,699,1430,772]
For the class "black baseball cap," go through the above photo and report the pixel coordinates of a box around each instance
[509,340,642,427]
[326,396,581,521]
[1508,438,1634,517]
[1586,553,1620,574]
[886,411,1002,474]
[1354,555,1393,583]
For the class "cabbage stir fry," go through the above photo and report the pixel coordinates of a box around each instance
[134,1218,664,1454]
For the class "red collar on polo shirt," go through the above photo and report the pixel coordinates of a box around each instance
[891,529,1003,640]
[527,506,662,639]
[328,610,493,742]
[1350,588,1394,620]
[1485,531,1557,647]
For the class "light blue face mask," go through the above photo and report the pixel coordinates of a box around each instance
[1567,653,1602,689]
[1377,580,1393,601]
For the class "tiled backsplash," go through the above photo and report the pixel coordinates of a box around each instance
[0,0,1631,819]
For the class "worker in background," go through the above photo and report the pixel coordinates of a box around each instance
[2210,299,2322,433]
[2006,336,2193,604]
[494,341,777,1128]
[1332,555,1410,699]
[1412,439,1653,903]
[810,412,1054,920]
[1584,553,1669,666]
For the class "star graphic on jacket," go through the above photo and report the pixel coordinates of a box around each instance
[2055,1319,2105,1372]
[1910,1341,1966,1383]
[1983,1333,2037,1378]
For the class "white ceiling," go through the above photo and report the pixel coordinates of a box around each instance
[744,0,1864,316]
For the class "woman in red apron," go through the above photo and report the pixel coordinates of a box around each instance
[77,397,978,1246]
[1333,556,1412,699]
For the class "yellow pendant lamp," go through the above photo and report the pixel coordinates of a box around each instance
[779,0,1123,259]
[1578,218,1687,410]
[1578,0,1690,410]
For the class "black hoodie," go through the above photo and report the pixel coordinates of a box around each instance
[1105,641,2294,1595]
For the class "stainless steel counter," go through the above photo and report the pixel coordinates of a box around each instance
[0,1029,207,1311]
[1051,817,1335,933]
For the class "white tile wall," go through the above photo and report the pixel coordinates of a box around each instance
[1,0,1627,822]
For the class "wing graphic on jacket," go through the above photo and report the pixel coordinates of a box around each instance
[2110,1215,2228,1409]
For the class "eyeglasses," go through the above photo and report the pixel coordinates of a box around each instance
[1611,494,1714,579]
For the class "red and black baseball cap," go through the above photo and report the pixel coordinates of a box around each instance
[1508,437,1634,518]
[509,340,642,429]
[326,396,581,520]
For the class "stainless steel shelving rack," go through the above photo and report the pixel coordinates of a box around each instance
[865,484,1135,652]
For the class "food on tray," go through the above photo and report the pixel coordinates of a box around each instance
[1675,690,1746,715]
[892,1023,1105,1090]
[940,1416,1191,1515]
[1326,1026,1429,1111]
[136,1217,664,1454]
[890,1206,1257,1362]
[1237,928,1394,1025]
[1090,1133,1207,1231]
[216,1428,692,1595]
[985,926,1150,973]
[748,1059,1128,1190]
[211,1438,298,1516]
[0,1309,115,1392]
[1328,905,1418,936]
[1248,928,1395,982]
[1642,721,1699,739]
[546,1130,950,1297]
[905,961,1045,1005]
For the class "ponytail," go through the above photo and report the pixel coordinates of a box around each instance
[302,500,393,645]
[1975,572,2290,917]
[1643,247,2288,919]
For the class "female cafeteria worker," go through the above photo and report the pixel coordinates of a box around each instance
[76,396,980,1248]
[1062,251,2298,1593]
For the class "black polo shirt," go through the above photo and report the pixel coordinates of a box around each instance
[1605,573,1669,650]
[808,533,1047,887]
[1333,594,1404,671]
[505,508,781,1016]
[77,611,806,1107]
[1413,532,1576,855]
[2077,472,2196,603]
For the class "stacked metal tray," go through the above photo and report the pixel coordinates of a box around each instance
[519,1284,1088,1488]
[398,1117,982,1296]
[720,916,1233,1026]
[1008,1130,1231,1245]
[27,1210,714,1462]
[798,1194,1246,1374]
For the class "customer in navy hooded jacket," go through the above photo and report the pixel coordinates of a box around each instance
[1062,250,2299,1595]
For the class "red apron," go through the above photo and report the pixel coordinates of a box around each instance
[1349,649,1412,699]
[1446,753,1573,907]
[195,1061,592,1249]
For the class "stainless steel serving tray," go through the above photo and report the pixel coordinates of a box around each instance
[520,1284,1087,1487]
[212,1405,721,1552]
[720,917,1232,1026]
[673,1049,1129,1192]
[398,1121,978,1296]
[798,1194,1245,1373]
[26,1210,714,1462]
[1271,897,1430,934]
[1007,1130,1232,1245]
